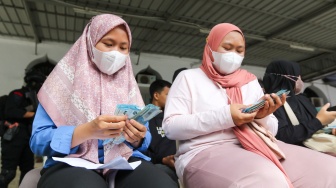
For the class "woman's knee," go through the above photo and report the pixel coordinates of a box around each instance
[184,165,288,188]
[116,160,178,188]
[233,169,288,188]
[38,164,106,188]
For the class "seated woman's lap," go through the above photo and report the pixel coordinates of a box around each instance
[183,142,288,188]
[115,157,178,188]
[37,163,107,188]
[184,141,336,188]
[37,157,178,188]
[278,141,336,188]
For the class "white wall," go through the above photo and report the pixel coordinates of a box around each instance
[1,37,336,105]
[307,80,336,106]
[0,37,70,96]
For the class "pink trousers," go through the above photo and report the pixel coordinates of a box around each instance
[183,141,336,188]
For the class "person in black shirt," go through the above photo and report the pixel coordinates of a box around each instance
[0,70,45,188]
[263,60,336,147]
[146,79,178,185]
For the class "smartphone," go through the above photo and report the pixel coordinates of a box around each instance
[242,89,290,113]
[327,106,336,111]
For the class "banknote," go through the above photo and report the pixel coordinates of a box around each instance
[103,104,162,145]
[322,125,336,134]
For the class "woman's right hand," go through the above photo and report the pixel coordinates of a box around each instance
[316,103,336,126]
[162,155,175,169]
[88,115,127,139]
[72,115,127,147]
[230,104,258,126]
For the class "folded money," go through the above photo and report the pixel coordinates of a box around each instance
[322,125,336,134]
[103,104,162,145]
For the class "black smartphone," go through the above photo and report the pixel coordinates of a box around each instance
[327,106,336,111]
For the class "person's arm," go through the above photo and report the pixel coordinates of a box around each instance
[162,155,175,169]
[31,104,127,155]
[23,111,35,118]
[163,71,236,140]
[274,106,323,144]
[124,121,152,161]
[125,121,151,152]
[134,126,151,152]
[30,104,79,156]
[164,101,234,140]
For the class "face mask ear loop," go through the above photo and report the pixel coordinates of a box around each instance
[283,75,297,83]
[207,43,214,53]
[207,44,216,64]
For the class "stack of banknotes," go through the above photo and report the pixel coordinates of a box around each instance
[322,125,336,134]
[103,104,162,145]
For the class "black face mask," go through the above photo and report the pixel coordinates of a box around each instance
[27,81,42,93]
[24,88,39,112]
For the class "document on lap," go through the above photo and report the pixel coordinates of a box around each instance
[53,156,141,170]
[103,104,162,145]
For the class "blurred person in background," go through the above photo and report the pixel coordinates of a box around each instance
[0,70,45,188]
[145,79,178,185]
[263,60,336,147]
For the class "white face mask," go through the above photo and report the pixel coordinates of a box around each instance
[88,34,128,75]
[209,45,244,75]
[283,75,304,95]
[91,47,127,75]
[294,76,304,95]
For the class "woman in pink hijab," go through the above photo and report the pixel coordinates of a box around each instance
[163,23,336,187]
[30,14,177,188]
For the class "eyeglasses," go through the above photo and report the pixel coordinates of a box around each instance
[265,73,300,81]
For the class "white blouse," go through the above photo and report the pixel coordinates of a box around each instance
[163,68,279,179]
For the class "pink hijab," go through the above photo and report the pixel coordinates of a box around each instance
[38,14,144,165]
[201,23,293,187]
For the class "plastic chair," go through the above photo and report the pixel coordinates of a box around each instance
[19,168,41,188]
[19,156,46,188]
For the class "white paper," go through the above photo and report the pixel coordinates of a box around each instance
[53,156,141,170]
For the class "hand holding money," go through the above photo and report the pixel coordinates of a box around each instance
[103,104,162,145]
[124,119,147,148]
[88,115,126,139]
[71,115,127,148]
[322,125,336,135]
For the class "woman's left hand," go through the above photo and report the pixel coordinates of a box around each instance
[162,155,175,169]
[124,119,147,148]
[255,93,287,119]
[332,128,336,136]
